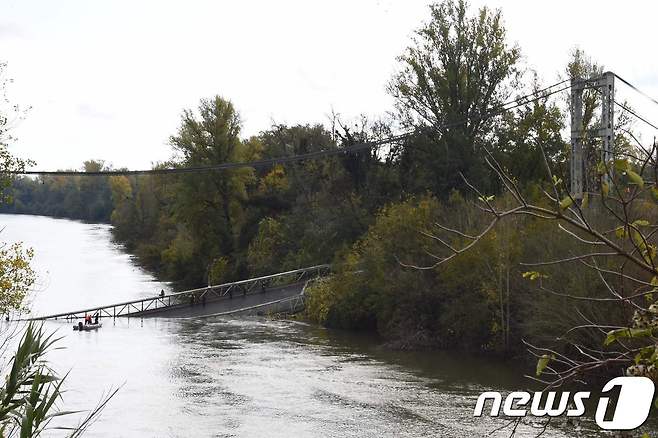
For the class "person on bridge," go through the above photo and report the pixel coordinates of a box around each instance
[159,289,165,298]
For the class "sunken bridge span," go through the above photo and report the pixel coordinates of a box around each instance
[25,265,331,321]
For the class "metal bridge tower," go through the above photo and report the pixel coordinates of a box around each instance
[570,71,615,200]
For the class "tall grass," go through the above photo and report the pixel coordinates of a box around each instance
[0,323,117,437]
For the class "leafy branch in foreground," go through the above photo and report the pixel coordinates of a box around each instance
[0,323,116,437]
[409,132,658,389]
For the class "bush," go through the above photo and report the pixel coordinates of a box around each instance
[305,195,498,350]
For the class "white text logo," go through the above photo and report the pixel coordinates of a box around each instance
[474,377,655,430]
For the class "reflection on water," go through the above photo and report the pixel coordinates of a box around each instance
[0,214,620,437]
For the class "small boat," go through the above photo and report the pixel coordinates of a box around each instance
[73,322,102,331]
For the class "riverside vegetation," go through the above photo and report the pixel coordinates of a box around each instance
[3,1,656,389]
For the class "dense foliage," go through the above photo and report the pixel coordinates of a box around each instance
[0,161,113,222]
[0,0,642,365]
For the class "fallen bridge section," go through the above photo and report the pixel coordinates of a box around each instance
[136,281,307,318]
[169,284,309,319]
[24,264,330,321]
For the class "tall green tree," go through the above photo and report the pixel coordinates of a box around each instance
[167,96,260,284]
[389,0,520,194]
[494,75,567,185]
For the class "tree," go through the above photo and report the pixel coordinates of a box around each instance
[108,175,136,239]
[305,195,497,350]
[246,217,286,276]
[0,243,35,314]
[388,0,520,194]
[78,161,113,222]
[168,96,260,284]
[493,75,567,185]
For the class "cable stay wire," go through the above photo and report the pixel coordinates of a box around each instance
[614,73,658,109]
[588,80,658,131]
[614,99,658,131]
[499,79,570,110]
[9,133,413,177]
[6,79,570,177]
[438,81,570,131]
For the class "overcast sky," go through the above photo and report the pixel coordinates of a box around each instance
[1,0,657,171]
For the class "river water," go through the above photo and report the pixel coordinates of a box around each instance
[0,214,634,437]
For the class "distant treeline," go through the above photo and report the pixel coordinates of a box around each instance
[1,1,636,354]
[0,160,113,222]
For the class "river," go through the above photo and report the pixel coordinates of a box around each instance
[0,214,635,437]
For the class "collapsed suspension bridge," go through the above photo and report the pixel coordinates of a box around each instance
[24,264,330,321]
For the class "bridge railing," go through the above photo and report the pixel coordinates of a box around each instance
[24,264,331,321]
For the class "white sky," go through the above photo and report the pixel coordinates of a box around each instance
[1,0,657,171]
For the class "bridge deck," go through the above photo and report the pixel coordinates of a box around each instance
[137,282,305,318]
[24,264,329,321]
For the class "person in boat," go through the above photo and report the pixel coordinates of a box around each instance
[84,314,92,325]
[94,313,99,324]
